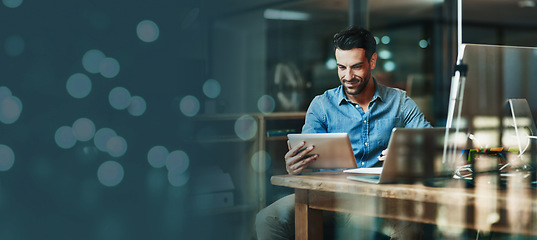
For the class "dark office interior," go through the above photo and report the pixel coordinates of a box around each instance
[1,0,537,239]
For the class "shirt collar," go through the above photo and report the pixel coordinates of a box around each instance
[337,78,385,105]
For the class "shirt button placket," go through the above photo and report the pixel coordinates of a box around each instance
[363,117,368,166]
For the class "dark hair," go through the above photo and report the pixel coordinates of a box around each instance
[333,26,376,60]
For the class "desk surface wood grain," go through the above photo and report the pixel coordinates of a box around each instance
[272,171,537,237]
[271,171,537,209]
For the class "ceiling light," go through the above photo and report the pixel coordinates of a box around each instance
[518,0,536,8]
[264,9,310,21]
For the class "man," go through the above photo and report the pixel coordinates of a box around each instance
[256,26,431,239]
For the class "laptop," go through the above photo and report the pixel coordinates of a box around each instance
[347,128,453,184]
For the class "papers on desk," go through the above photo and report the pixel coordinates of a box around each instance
[344,167,383,175]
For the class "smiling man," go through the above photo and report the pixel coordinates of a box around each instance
[285,26,431,175]
[256,26,431,239]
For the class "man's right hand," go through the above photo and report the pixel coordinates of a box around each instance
[284,140,318,175]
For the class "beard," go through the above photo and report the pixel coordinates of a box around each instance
[342,73,370,96]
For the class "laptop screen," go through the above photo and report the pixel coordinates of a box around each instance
[379,128,455,184]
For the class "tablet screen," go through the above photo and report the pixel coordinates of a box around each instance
[287,133,357,169]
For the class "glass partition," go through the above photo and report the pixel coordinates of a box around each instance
[445,44,537,186]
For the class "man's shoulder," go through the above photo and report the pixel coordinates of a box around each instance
[314,85,342,101]
[377,83,408,99]
[307,86,342,114]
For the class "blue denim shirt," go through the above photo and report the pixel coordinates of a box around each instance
[302,80,431,168]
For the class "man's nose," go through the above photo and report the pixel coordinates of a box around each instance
[343,70,353,80]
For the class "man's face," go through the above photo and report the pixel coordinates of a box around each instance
[335,48,377,96]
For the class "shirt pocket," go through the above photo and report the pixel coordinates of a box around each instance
[373,117,402,147]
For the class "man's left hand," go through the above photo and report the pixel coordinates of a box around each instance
[378,149,388,161]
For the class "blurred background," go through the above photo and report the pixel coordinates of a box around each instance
[1,0,537,239]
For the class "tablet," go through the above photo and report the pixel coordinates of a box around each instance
[287,133,357,169]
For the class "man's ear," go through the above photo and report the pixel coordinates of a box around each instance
[370,52,378,70]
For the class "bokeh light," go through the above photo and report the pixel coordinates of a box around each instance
[168,172,189,187]
[55,126,77,149]
[179,95,200,117]
[4,35,24,57]
[378,49,392,59]
[0,86,11,100]
[383,61,396,72]
[82,49,106,74]
[66,73,92,99]
[136,20,160,43]
[257,95,276,113]
[325,58,337,70]
[127,96,146,116]
[2,0,22,8]
[0,86,21,124]
[381,35,391,44]
[109,87,131,110]
[147,145,168,168]
[106,136,127,157]
[0,95,22,124]
[0,144,15,171]
[419,39,429,48]
[165,150,189,174]
[234,115,258,140]
[202,79,221,99]
[72,118,96,142]
[250,151,271,173]
[94,128,117,152]
[99,57,120,78]
[97,161,124,187]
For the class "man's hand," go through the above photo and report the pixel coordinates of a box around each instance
[284,140,318,175]
[378,149,388,161]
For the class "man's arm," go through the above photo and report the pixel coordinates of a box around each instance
[284,96,327,174]
[378,92,432,163]
[401,95,432,128]
[301,96,328,133]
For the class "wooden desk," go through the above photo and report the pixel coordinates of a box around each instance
[271,171,537,240]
